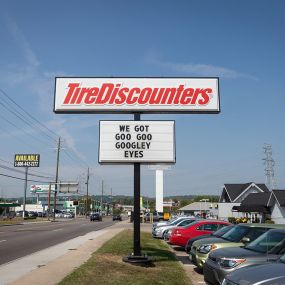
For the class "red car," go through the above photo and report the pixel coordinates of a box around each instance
[169,220,230,247]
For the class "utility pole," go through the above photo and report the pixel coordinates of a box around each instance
[53,137,61,221]
[85,167,90,218]
[22,167,28,219]
[263,144,276,190]
[101,180,104,214]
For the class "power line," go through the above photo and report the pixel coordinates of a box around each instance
[0,173,51,183]
[0,164,54,179]
[0,157,55,178]
[0,88,59,139]
[0,102,56,142]
[0,113,54,148]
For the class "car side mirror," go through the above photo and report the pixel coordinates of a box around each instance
[241,237,250,243]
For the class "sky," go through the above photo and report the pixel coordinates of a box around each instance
[0,0,285,199]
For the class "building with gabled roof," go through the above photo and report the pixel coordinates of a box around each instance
[218,182,269,220]
[267,190,285,224]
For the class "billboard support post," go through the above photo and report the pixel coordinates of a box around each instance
[23,167,28,219]
[123,113,152,265]
[133,113,141,256]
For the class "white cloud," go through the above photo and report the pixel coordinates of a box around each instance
[3,15,40,68]
[145,52,258,80]
[0,16,87,169]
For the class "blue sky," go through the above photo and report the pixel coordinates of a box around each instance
[0,0,284,198]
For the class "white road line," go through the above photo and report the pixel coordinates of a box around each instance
[52,229,63,232]
[0,240,7,243]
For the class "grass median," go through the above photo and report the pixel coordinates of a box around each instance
[59,229,191,285]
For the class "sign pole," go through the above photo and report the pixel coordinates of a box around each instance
[123,113,151,265]
[22,167,28,219]
[133,112,141,256]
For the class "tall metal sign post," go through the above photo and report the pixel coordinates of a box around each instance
[14,154,40,218]
[54,77,220,264]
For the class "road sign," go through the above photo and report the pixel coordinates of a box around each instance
[14,154,40,167]
[54,77,220,114]
[99,121,175,164]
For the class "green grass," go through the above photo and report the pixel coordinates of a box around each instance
[59,229,191,285]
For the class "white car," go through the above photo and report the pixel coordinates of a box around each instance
[152,218,198,238]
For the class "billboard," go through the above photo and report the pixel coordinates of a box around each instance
[14,154,40,167]
[30,184,55,194]
[54,77,219,113]
[99,121,175,164]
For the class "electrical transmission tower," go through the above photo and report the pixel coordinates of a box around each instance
[263,144,276,190]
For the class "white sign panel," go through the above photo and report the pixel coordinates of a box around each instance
[54,77,219,113]
[99,121,175,163]
[30,184,55,194]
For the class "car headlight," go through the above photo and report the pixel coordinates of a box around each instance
[219,258,246,269]
[155,228,163,233]
[197,244,217,254]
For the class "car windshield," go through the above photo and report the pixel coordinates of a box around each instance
[221,226,251,242]
[170,218,186,226]
[245,231,285,254]
[178,219,196,228]
[213,225,233,237]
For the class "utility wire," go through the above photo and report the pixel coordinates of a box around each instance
[0,113,54,147]
[0,88,59,139]
[0,173,51,183]
[0,102,56,142]
[0,157,55,178]
[0,164,54,179]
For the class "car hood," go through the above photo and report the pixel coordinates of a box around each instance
[155,224,174,231]
[210,246,264,259]
[227,263,285,285]
[193,237,228,247]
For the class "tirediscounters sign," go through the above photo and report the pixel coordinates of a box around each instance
[99,121,175,164]
[54,77,219,113]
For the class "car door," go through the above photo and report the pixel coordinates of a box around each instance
[193,223,220,238]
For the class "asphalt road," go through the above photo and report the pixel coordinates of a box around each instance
[0,217,117,265]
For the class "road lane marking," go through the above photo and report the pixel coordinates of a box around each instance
[0,240,7,243]
[52,229,63,232]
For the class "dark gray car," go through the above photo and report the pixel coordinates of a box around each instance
[204,229,285,285]
[221,259,285,285]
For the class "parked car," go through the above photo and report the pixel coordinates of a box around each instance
[37,212,47,217]
[152,216,182,229]
[153,216,194,232]
[185,225,234,253]
[63,212,74,218]
[112,214,122,221]
[204,228,285,285]
[191,223,284,270]
[55,212,64,218]
[90,212,102,222]
[28,211,38,218]
[169,220,230,247]
[16,211,29,217]
[144,212,164,222]
[153,218,198,238]
[221,255,285,285]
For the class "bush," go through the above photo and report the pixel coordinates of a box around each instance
[265,219,275,224]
